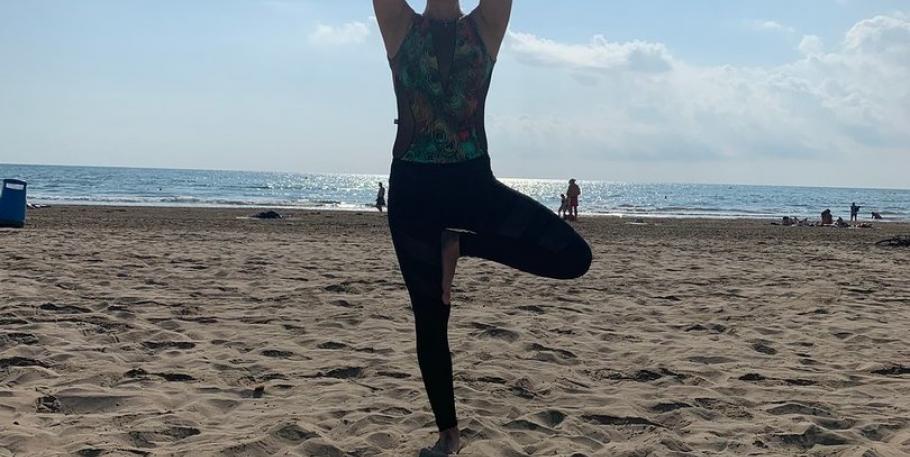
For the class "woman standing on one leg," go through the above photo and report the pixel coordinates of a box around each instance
[373,1,592,455]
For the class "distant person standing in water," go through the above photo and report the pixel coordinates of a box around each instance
[566,179,581,221]
[376,182,386,212]
[374,0,592,454]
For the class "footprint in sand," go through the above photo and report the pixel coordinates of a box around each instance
[128,426,201,447]
[470,322,520,342]
[751,341,778,355]
[767,402,832,417]
[0,317,28,325]
[377,371,410,379]
[739,373,768,382]
[684,323,727,333]
[324,282,360,294]
[533,409,567,427]
[871,365,910,376]
[318,367,363,379]
[509,377,547,400]
[124,368,195,382]
[651,402,693,413]
[582,414,662,428]
[688,355,736,365]
[526,343,574,357]
[330,299,362,308]
[317,341,349,350]
[39,303,91,314]
[0,333,38,346]
[594,368,689,383]
[859,423,905,442]
[300,441,348,457]
[770,424,848,449]
[0,357,48,370]
[503,418,556,434]
[515,305,546,314]
[37,393,137,415]
[270,423,318,443]
[261,349,295,358]
[142,341,196,351]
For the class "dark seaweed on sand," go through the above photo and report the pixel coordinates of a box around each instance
[875,235,910,247]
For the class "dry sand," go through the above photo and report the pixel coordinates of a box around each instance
[1,205,909,456]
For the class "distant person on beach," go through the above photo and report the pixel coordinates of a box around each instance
[872,211,883,220]
[850,202,861,222]
[821,209,833,225]
[376,182,386,212]
[558,194,568,219]
[566,179,581,221]
[374,0,592,454]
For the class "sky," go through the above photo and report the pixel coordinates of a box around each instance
[0,0,908,188]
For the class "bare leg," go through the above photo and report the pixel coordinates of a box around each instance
[441,231,460,305]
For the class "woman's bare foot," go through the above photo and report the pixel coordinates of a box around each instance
[441,231,460,305]
[420,427,461,456]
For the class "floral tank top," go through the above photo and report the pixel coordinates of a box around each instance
[390,13,495,163]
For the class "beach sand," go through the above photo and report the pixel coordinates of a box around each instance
[1,205,909,456]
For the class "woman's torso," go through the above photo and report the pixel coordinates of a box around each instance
[389,13,495,164]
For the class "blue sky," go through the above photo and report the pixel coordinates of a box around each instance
[1,0,908,188]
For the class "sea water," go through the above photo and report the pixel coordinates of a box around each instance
[3,164,908,221]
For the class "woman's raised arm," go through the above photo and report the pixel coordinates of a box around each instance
[373,0,414,59]
[473,0,513,60]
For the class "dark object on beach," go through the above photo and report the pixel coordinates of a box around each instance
[872,211,883,220]
[251,210,282,219]
[36,395,63,413]
[875,236,910,248]
[820,209,833,225]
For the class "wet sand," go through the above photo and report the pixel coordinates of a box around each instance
[1,205,909,456]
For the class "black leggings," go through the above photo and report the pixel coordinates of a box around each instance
[387,155,592,431]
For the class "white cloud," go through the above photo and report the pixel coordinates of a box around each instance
[498,14,910,164]
[798,35,824,55]
[308,21,371,46]
[507,31,672,73]
[844,14,910,57]
[749,20,796,34]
